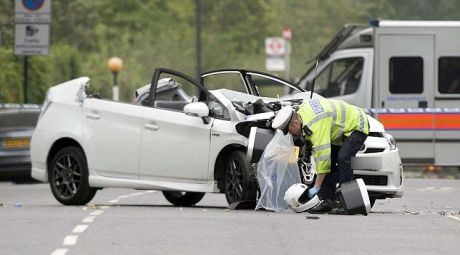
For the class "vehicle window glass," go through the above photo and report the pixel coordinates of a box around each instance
[314,57,363,97]
[202,73,247,93]
[153,73,199,111]
[389,57,423,94]
[438,57,460,94]
[248,73,300,97]
[134,79,191,107]
[139,93,149,106]
[208,94,230,120]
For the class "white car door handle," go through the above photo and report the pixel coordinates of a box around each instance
[144,122,159,131]
[86,113,100,120]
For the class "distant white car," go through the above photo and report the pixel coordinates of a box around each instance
[31,68,403,208]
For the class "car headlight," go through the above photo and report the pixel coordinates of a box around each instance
[383,132,396,150]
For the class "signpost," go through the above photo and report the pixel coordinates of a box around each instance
[265,28,292,80]
[14,0,52,103]
[282,28,292,80]
[14,24,50,55]
[265,37,286,72]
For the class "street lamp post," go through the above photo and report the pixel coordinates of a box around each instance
[107,57,123,101]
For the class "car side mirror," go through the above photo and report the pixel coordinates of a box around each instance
[184,102,211,124]
[184,102,209,117]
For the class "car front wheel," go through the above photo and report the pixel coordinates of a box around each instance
[224,151,257,208]
[162,191,205,206]
[49,146,97,205]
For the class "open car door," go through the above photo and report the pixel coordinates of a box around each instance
[139,68,212,183]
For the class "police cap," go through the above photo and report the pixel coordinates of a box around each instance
[272,105,294,135]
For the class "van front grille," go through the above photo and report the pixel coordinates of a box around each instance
[364,148,385,153]
[355,175,388,186]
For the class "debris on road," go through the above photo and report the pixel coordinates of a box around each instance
[306,216,320,220]
[403,210,419,215]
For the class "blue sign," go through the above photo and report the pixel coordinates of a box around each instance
[22,0,44,11]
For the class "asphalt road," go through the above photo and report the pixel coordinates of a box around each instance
[0,177,459,255]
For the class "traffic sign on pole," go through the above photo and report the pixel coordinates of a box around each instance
[265,37,286,71]
[15,0,51,56]
[14,0,52,103]
[14,24,50,55]
[15,0,52,24]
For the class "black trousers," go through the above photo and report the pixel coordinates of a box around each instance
[317,131,368,200]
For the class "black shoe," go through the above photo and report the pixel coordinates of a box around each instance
[307,200,332,214]
[327,199,346,215]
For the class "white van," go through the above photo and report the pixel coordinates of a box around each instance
[298,20,460,167]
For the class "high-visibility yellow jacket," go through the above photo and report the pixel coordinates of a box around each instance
[297,98,369,174]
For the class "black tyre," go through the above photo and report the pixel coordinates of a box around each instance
[224,151,257,208]
[162,191,205,206]
[49,146,97,205]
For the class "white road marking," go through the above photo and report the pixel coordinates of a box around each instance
[63,235,78,246]
[90,210,104,216]
[72,225,88,233]
[447,215,460,222]
[418,186,452,192]
[50,248,68,255]
[52,191,151,255]
[82,216,96,223]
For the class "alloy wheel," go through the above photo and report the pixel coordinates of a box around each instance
[225,157,244,202]
[52,154,82,199]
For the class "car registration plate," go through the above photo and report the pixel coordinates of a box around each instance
[1,138,31,149]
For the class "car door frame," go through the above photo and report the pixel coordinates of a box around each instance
[200,69,304,96]
[149,68,209,107]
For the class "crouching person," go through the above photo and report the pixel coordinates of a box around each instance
[272,97,368,214]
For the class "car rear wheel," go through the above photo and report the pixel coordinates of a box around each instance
[224,151,257,208]
[162,191,205,206]
[49,146,97,205]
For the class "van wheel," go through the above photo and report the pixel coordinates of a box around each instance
[162,191,205,206]
[224,151,257,208]
[49,146,97,205]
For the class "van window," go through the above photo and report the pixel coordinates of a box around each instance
[315,57,363,97]
[389,57,423,94]
[438,57,460,94]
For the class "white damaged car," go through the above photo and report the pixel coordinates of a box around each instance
[31,68,403,208]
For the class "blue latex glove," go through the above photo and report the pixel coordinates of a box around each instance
[308,186,320,198]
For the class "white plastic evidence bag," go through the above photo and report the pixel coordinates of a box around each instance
[255,130,302,212]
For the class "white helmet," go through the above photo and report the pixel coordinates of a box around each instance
[284,183,321,213]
